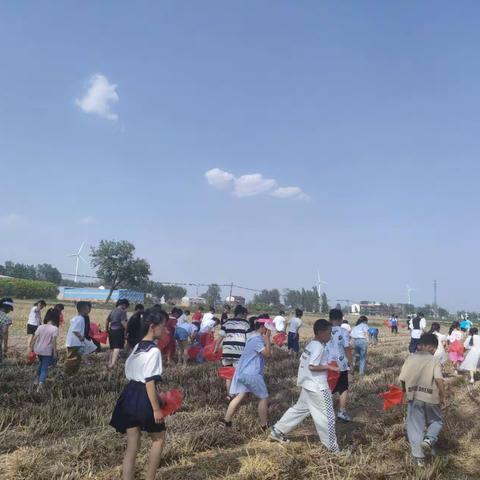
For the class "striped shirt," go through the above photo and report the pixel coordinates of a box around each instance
[220,317,252,361]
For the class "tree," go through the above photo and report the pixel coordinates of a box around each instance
[147,282,187,302]
[201,284,222,307]
[320,292,329,314]
[0,261,37,280]
[90,240,151,303]
[36,264,62,285]
[253,289,281,306]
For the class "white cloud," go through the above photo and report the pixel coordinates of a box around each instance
[270,186,310,200]
[204,168,309,200]
[76,73,119,120]
[205,168,234,190]
[0,213,27,229]
[234,174,277,197]
[79,216,96,225]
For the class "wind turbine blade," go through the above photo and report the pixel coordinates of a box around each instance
[79,255,89,265]
[67,254,77,257]
[77,241,85,255]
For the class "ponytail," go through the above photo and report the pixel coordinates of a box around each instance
[140,308,168,339]
[429,322,440,334]
[469,327,478,347]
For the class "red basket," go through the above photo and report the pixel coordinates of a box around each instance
[327,361,340,392]
[200,332,215,347]
[218,366,235,380]
[273,332,286,346]
[379,385,404,410]
[203,343,222,362]
[187,345,202,360]
[159,389,183,416]
[27,351,37,364]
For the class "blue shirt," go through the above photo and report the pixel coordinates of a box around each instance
[235,333,266,376]
[368,327,379,335]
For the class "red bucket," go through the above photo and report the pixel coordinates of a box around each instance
[379,385,404,410]
[273,332,286,346]
[203,343,222,362]
[27,351,37,364]
[218,366,235,380]
[159,389,183,416]
[327,361,340,392]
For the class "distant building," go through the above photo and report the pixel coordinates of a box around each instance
[58,287,144,304]
[351,302,404,317]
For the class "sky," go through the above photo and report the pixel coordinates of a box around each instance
[1,1,480,311]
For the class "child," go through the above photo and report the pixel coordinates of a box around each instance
[110,308,168,480]
[126,304,145,350]
[341,319,351,333]
[327,308,353,421]
[351,316,369,375]
[65,301,91,376]
[429,323,448,365]
[448,321,464,373]
[26,300,46,354]
[459,327,480,384]
[174,320,198,365]
[399,334,446,467]
[0,298,14,362]
[271,319,340,452]
[30,308,59,390]
[368,326,379,345]
[223,317,271,429]
[390,315,398,334]
[287,309,303,357]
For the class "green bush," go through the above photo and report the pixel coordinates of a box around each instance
[0,278,58,299]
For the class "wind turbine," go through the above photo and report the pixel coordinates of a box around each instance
[317,272,328,299]
[68,242,88,282]
[406,285,415,305]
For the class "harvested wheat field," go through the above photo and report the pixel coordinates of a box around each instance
[1,302,478,479]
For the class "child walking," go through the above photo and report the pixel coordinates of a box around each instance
[110,308,169,480]
[287,309,303,358]
[65,301,91,376]
[459,327,480,384]
[448,321,464,373]
[0,298,14,362]
[429,323,448,365]
[30,308,59,390]
[271,319,340,452]
[399,333,446,467]
[223,317,271,429]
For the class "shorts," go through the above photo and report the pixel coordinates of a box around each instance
[332,370,349,395]
[230,373,269,399]
[109,329,125,350]
[27,324,38,335]
[222,358,239,367]
[287,332,300,352]
[174,327,189,342]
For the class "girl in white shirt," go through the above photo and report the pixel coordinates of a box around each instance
[351,316,369,375]
[429,322,448,365]
[459,327,480,384]
[26,300,46,354]
[110,308,169,480]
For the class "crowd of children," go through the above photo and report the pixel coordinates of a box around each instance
[1,298,479,476]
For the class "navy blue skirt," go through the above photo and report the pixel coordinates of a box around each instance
[110,381,166,434]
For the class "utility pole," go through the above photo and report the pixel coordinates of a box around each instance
[433,280,438,317]
[229,282,233,305]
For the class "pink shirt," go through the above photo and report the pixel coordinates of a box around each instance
[34,324,59,356]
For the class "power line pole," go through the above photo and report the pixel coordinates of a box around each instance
[433,280,438,317]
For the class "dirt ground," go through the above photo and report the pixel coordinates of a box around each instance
[0,301,478,479]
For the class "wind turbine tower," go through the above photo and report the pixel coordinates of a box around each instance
[68,242,88,283]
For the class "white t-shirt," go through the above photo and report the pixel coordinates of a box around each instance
[297,340,329,392]
[27,306,41,326]
[200,312,214,330]
[351,323,369,339]
[448,329,463,343]
[341,322,352,333]
[177,313,187,326]
[200,318,216,333]
[273,315,286,332]
[433,332,448,356]
[409,317,426,339]
[327,326,350,372]
[125,341,163,383]
[66,315,85,347]
[288,317,302,334]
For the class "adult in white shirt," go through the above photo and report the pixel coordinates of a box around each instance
[65,301,91,376]
[273,311,286,333]
[287,309,303,357]
[350,316,369,375]
[408,313,427,353]
[271,319,340,452]
[200,307,215,331]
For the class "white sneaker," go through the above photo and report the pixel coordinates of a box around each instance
[270,427,290,444]
[337,411,351,422]
[421,437,433,454]
[470,379,475,384]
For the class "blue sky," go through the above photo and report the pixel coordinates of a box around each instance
[1,1,480,310]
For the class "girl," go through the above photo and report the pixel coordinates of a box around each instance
[351,316,369,375]
[30,308,59,390]
[0,298,14,362]
[448,321,464,373]
[459,327,480,384]
[429,323,448,365]
[224,317,271,430]
[110,309,168,480]
[27,300,46,354]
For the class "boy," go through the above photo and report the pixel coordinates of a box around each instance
[287,309,303,357]
[390,315,398,334]
[273,310,286,334]
[399,333,446,467]
[0,298,14,362]
[106,298,130,369]
[408,313,426,353]
[368,326,379,345]
[65,301,92,375]
[271,319,340,452]
[327,308,353,421]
